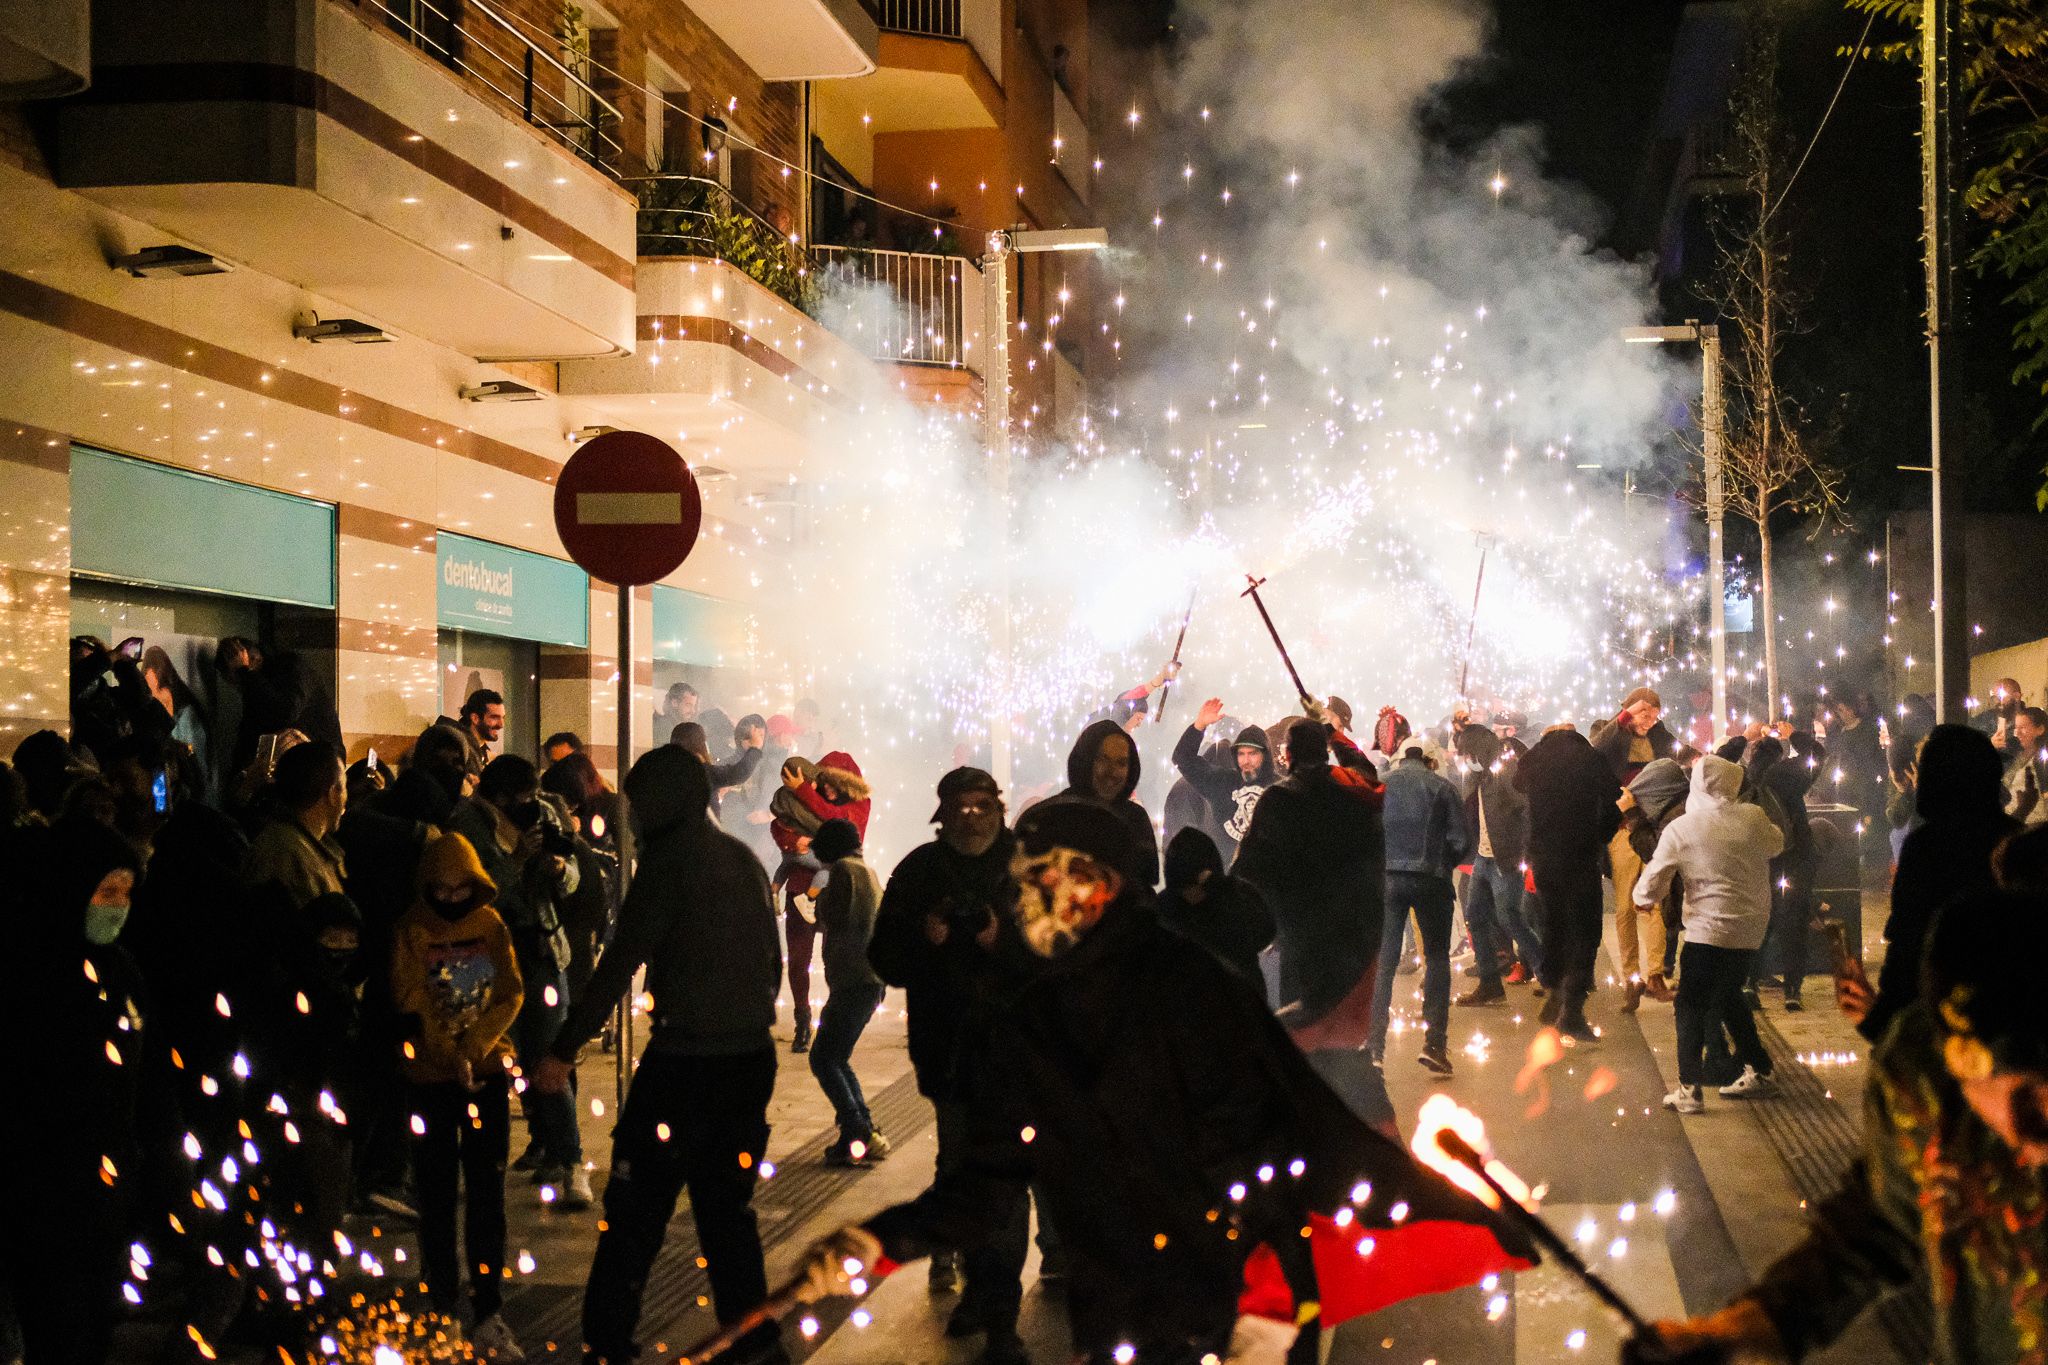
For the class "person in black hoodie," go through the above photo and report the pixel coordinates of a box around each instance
[869,767,1030,1322]
[1857,725,2016,1045]
[216,635,345,766]
[1233,721,1392,1131]
[1516,725,1621,1041]
[1050,717,1159,887]
[1170,698,1275,864]
[1747,732,1824,1011]
[1159,826,1275,982]
[2,816,149,1365]
[532,747,784,1365]
[789,801,1532,1362]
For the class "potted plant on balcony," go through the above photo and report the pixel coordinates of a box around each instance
[634,163,820,316]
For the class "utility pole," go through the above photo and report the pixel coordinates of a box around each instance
[1923,0,1970,720]
[980,230,1015,792]
[1700,323,1728,742]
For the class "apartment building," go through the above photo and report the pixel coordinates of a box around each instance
[0,0,1108,774]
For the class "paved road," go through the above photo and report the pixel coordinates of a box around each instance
[472,918,1910,1365]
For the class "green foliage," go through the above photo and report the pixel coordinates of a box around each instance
[634,172,820,316]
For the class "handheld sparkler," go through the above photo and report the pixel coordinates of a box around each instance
[674,1275,808,1365]
[1434,1129,1654,1337]
[1241,574,1313,707]
[1154,589,1197,723]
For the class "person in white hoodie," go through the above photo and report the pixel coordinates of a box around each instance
[1634,754,1785,1114]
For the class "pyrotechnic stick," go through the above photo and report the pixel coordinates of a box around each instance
[674,1276,807,1364]
[1241,574,1312,706]
[1434,1130,1654,1336]
[1154,589,1197,723]
[1458,533,1496,700]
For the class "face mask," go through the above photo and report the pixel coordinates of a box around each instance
[84,902,130,946]
[429,891,473,921]
[1009,846,1120,958]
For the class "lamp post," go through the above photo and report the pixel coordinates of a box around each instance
[1624,321,1727,745]
[978,225,1109,791]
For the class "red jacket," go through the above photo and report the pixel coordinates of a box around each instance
[771,751,872,895]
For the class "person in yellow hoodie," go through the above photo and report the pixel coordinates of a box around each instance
[391,832,527,1362]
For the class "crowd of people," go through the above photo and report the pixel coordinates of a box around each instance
[8,630,2048,1365]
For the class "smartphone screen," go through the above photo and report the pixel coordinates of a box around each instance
[366,746,379,772]
[151,770,170,815]
[255,733,282,773]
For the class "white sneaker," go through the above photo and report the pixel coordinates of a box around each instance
[561,1164,594,1210]
[1719,1065,1775,1099]
[469,1314,526,1363]
[1662,1084,1705,1115]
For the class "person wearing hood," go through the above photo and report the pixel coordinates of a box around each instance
[449,755,588,1209]
[869,768,1032,1326]
[2,815,148,1365]
[809,817,892,1166]
[788,800,1534,1362]
[532,747,783,1365]
[1370,734,1474,1075]
[1516,725,1622,1041]
[1159,826,1275,983]
[390,833,526,1362]
[1171,698,1275,864]
[1049,718,1159,887]
[1620,745,1703,993]
[771,750,872,1053]
[1456,730,1540,1006]
[1636,889,2048,1365]
[1635,755,1786,1114]
[1591,688,1679,1008]
[1233,721,1392,1130]
[1856,725,2017,1046]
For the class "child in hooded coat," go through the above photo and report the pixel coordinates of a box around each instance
[390,832,527,1357]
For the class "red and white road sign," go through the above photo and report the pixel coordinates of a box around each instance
[552,430,702,585]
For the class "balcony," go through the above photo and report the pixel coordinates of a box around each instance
[1052,78,1089,204]
[630,174,821,317]
[814,0,1002,145]
[813,245,983,375]
[685,0,878,80]
[40,0,637,360]
[558,250,880,477]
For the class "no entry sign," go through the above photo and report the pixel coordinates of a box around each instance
[552,430,702,585]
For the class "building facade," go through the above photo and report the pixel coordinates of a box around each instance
[0,0,1109,778]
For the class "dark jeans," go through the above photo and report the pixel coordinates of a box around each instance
[1675,941,1772,1088]
[409,1073,511,1319]
[513,960,582,1166]
[1464,855,1542,984]
[784,897,818,1031]
[1759,862,1813,997]
[933,1099,1027,1331]
[584,1047,776,1361]
[810,982,885,1140]
[1371,872,1455,1053]
[1534,857,1604,1025]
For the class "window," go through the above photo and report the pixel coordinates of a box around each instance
[645,53,690,171]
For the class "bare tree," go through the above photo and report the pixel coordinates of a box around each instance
[1697,6,1848,713]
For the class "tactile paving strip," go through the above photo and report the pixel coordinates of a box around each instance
[502,1069,935,1356]
[1750,1014,1933,1362]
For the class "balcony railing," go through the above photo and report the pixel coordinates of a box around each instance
[359,0,623,168]
[875,0,1001,84]
[626,173,822,315]
[813,245,981,373]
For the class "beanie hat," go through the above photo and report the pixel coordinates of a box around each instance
[812,817,861,864]
[1373,706,1410,755]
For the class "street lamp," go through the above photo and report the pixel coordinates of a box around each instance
[979,225,1110,789]
[1622,321,1727,745]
